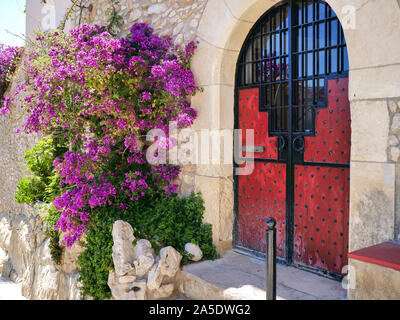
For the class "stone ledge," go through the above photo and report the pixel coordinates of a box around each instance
[348,241,400,271]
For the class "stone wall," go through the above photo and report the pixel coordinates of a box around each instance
[388,99,400,241]
[1,210,82,300]
[0,62,82,299]
[78,0,207,45]
[348,258,400,300]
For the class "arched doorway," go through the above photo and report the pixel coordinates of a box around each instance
[235,0,350,278]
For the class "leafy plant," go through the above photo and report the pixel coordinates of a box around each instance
[78,191,216,300]
[132,192,217,261]
[15,138,66,204]
[15,139,66,264]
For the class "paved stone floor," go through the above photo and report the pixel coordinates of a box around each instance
[183,250,348,300]
[0,276,26,300]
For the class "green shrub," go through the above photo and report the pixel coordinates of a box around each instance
[15,138,66,264]
[15,137,66,204]
[77,191,217,300]
[133,192,217,261]
[48,229,63,265]
[15,177,46,204]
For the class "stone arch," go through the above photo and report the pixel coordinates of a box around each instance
[191,0,400,254]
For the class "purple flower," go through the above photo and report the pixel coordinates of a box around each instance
[0,22,200,247]
[141,91,152,100]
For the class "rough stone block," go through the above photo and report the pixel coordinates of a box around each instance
[349,162,395,251]
[350,100,389,162]
[349,258,400,300]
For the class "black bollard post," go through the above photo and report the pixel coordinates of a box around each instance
[266,218,277,300]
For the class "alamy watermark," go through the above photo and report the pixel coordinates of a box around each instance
[145,121,256,176]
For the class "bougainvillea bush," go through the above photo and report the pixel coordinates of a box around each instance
[0,44,22,102]
[4,23,204,246]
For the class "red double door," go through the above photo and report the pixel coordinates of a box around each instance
[236,78,350,276]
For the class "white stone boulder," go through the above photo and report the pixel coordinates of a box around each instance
[56,241,85,274]
[0,214,12,252]
[159,246,182,277]
[147,246,182,291]
[108,221,183,300]
[0,247,7,273]
[111,220,135,276]
[108,270,146,300]
[184,243,203,262]
[133,239,155,278]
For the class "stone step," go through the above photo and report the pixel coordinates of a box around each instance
[177,250,348,300]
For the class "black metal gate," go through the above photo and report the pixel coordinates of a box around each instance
[235,0,350,278]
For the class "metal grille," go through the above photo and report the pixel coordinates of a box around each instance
[237,0,348,135]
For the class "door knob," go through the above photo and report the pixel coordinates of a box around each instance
[293,135,305,152]
[275,136,286,151]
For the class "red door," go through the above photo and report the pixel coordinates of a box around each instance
[235,1,350,277]
[293,78,350,274]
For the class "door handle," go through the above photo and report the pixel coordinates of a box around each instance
[275,136,286,151]
[242,146,265,153]
[293,135,305,152]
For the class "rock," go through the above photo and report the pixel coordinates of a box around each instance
[108,222,182,300]
[130,9,142,21]
[107,270,118,291]
[57,241,84,274]
[390,147,400,162]
[111,220,135,276]
[149,283,175,299]
[127,280,147,300]
[108,270,147,300]
[35,225,47,248]
[146,4,167,15]
[389,100,398,113]
[159,246,182,277]
[0,247,7,273]
[184,243,203,262]
[20,235,81,300]
[133,239,155,278]
[147,246,182,291]
[0,214,12,252]
[389,135,399,146]
[1,257,13,278]
[147,262,163,291]
[8,214,36,281]
[119,275,137,284]
[58,272,81,300]
[22,238,60,300]
[391,114,400,134]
